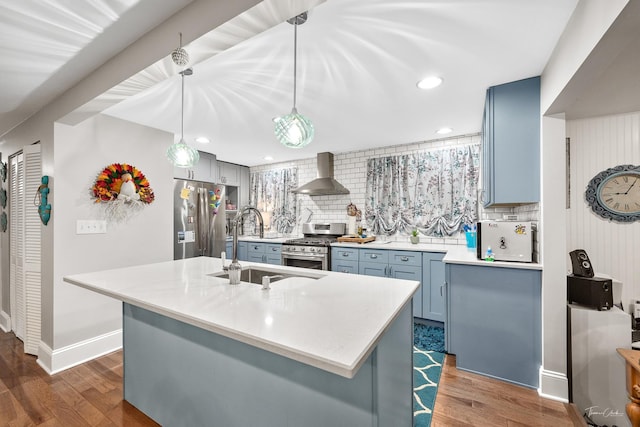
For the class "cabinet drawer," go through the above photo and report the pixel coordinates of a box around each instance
[332,247,359,260]
[332,260,358,274]
[389,250,421,267]
[248,243,265,254]
[265,244,281,256]
[359,249,389,263]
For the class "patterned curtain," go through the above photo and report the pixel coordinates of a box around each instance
[365,145,479,237]
[249,168,298,234]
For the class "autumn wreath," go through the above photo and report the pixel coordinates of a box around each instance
[92,163,154,204]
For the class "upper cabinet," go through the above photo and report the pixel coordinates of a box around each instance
[173,151,218,183]
[481,76,540,207]
[218,161,241,186]
[239,166,250,208]
[217,160,250,209]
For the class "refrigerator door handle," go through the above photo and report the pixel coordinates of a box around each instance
[197,188,208,255]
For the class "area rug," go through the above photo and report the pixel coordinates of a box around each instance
[413,323,445,353]
[413,324,445,427]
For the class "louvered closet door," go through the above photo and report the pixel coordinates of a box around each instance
[9,144,42,355]
[9,152,25,340]
[23,145,42,355]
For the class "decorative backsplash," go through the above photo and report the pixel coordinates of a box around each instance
[251,133,540,246]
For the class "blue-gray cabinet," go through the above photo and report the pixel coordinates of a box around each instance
[446,263,541,388]
[225,240,248,261]
[482,76,540,207]
[247,242,282,265]
[422,253,446,322]
[331,246,446,322]
[331,247,359,274]
[359,249,422,317]
[358,249,389,277]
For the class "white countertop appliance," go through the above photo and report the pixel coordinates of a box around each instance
[477,220,534,262]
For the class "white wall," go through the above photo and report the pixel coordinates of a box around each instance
[0,0,264,369]
[251,134,481,244]
[46,114,173,371]
[536,0,630,402]
[567,111,640,309]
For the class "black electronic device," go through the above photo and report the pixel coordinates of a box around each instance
[569,249,594,278]
[567,275,613,311]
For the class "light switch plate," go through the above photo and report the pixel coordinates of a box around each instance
[76,219,107,234]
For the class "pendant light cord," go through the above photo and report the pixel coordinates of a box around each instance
[181,71,185,140]
[292,21,298,111]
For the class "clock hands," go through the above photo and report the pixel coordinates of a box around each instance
[624,178,637,195]
[609,178,638,195]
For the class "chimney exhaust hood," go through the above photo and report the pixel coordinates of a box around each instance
[293,152,350,196]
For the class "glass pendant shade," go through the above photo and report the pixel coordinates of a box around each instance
[274,107,314,148]
[167,138,200,168]
[275,12,314,149]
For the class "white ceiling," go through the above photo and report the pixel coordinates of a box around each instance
[0,0,193,136]
[1,0,581,167]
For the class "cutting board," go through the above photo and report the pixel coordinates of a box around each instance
[337,235,376,244]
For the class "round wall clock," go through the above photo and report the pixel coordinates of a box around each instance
[585,164,640,222]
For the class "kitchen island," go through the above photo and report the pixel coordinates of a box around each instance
[63,257,419,427]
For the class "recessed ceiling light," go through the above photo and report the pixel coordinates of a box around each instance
[417,76,443,90]
[436,127,453,135]
[195,136,210,144]
[264,156,274,161]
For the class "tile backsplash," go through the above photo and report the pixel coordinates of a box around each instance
[251,133,539,247]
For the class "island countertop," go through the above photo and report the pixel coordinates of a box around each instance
[63,257,419,379]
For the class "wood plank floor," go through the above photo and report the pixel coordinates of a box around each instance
[1,329,585,426]
[433,355,586,427]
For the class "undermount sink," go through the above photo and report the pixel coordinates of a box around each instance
[210,266,324,284]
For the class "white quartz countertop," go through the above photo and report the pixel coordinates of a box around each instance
[63,257,419,379]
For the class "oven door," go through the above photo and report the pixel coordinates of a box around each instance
[281,252,328,270]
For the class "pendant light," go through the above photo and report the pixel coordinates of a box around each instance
[167,33,199,168]
[273,12,314,149]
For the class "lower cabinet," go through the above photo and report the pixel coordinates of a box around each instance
[331,246,446,323]
[331,247,359,273]
[446,263,541,388]
[247,242,282,265]
[359,249,423,318]
[225,241,248,261]
[422,253,446,322]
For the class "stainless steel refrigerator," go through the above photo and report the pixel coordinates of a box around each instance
[174,179,226,260]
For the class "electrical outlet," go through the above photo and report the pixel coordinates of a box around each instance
[76,220,107,234]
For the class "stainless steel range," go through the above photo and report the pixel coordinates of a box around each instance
[282,223,346,270]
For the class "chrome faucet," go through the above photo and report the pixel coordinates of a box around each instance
[228,206,264,285]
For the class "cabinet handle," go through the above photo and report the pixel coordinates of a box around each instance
[401,256,409,262]
[388,266,392,276]
[272,247,278,251]
[440,284,443,297]
[341,269,349,273]
[342,253,349,257]
[371,254,378,259]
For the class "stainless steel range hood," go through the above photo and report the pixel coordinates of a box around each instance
[293,152,350,196]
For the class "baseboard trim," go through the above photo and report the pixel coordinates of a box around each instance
[37,329,123,375]
[0,310,10,332]
[539,367,569,402]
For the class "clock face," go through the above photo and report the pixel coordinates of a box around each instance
[586,164,640,222]
[598,172,640,214]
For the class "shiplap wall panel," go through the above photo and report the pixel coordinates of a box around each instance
[567,112,640,309]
